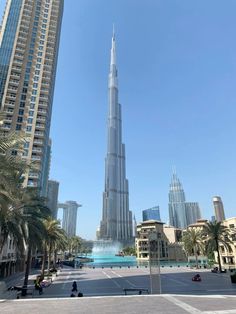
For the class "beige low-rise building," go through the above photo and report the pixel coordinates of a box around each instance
[218,217,236,269]
[135,220,169,261]
[163,225,186,261]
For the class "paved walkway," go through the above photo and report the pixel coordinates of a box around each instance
[1,266,236,313]
[1,294,236,314]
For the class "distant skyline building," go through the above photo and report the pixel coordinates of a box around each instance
[213,196,225,222]
[99,30,133,244]
[185,202,201,226]
[58,201,81,237]
[0,0,64,195]
[47,180,59,219]
[169,171,187,229]
[142,206,161,222]
[168,171,202,229]
[211,215,216,222]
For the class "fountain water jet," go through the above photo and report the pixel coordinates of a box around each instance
[92,240,122,255]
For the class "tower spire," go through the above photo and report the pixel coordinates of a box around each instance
[112,23,115,39]
[110,25,116,66]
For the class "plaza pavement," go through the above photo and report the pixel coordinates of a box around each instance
[1,266,236,313]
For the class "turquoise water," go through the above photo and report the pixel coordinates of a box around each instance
[85,254,137,267]
[81,254,190,268]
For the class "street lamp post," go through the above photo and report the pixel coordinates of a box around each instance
[149,232,162,294]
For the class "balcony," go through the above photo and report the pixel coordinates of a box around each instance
[38,109,47,115]
[35,123,45,130]
[31,156,41,161]
[32,147,43,154]
[28,172,39,178]
[36,117,46,122]
[33,139,43,145]
[34,131,44,137]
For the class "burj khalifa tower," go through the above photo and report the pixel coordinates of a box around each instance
[99,31,133,244]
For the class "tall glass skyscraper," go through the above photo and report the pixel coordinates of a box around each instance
[0,0,64,195]
[168,172,187,229]
[142,206,161,221]
[99,31,133,244]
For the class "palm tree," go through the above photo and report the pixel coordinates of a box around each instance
[20,189,51,292]
[68,236,82,256]
[182,228,203,268]
[41,218,67,277]
[0,112,28,253]
[203,221,232,272]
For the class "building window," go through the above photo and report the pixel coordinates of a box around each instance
[27,118,33,124]
[17,116,23,122]
[18,109,24,115]
[16,124,22,131]
[26,126,32,132]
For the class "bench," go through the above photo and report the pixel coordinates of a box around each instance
[123,288,149,295]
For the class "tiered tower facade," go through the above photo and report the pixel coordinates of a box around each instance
[99,31,132,244]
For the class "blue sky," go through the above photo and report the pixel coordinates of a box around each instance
[1,0,236,240]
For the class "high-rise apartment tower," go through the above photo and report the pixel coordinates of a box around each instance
[99,31,133,244]
[213,196,225,222]
[0,0,64,195]
[185,202,201,226]
[47,179,59,219]
[58,201,81,237]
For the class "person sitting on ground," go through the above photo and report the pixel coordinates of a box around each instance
[192,274,201,281]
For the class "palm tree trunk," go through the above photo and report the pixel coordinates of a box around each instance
[22,243,32,296]
[53,250,57,267]
[194,247,199,269]
[41,243,47,278]
[216,239,222,272]
[48,244,51,271]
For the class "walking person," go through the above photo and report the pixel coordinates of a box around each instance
[72,281,77,293]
